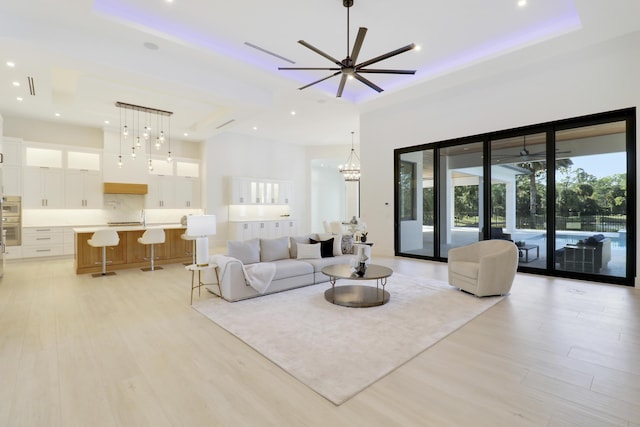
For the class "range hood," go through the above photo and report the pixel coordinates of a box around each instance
[103,182,148,195]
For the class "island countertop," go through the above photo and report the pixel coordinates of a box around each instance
[72,223,185,233]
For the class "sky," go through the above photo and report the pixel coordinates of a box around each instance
[568,152,626,178]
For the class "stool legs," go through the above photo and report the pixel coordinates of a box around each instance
[141,243,163,272]
[91,245,116,278]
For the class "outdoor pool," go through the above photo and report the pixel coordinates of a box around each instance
[528,233,627,250]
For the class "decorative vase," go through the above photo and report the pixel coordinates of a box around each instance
[360,235,367,243]
[356,262,367,277]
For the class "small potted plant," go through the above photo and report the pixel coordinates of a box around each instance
[360,231,368,243]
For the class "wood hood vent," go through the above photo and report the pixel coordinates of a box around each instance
[103,182,148,195]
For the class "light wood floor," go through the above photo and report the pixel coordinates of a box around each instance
[1,256,638,426]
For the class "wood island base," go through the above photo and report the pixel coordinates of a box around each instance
[74,226,192,275]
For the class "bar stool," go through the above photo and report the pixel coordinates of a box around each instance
[180,232,197,265]
[87,229,120,277]
[138,228,166,271]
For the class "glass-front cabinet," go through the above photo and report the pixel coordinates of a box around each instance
[394,108,635,286]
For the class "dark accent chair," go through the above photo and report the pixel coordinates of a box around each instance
[490,227,512,241]
[558,234,611,273]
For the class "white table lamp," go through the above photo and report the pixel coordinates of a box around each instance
[186,215,216,266]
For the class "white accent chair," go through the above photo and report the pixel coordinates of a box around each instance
[87,229,120,277]
[138,228,166,271]
[448,239,518,297]
[330,221,343,235]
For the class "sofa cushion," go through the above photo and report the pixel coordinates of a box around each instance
[228,239,260,264]
[316,233,343,256]
[272,259,314,280]
[297,242,322,259]
[260,236,290,262]
[302,255,354,273]
[289,234,317,258]
[310,237,334,258]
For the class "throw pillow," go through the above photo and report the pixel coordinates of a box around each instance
[227,239,260,264]
[310,237,334,258]
[296,243,321,259]
[260,236,290,262]
[316,232,343,256]
[289,234,316,258]
[341,234,355,254]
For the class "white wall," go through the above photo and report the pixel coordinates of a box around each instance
[202,132,309,245]
[361,31,640,262]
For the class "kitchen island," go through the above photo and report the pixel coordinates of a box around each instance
[73,224,192,275]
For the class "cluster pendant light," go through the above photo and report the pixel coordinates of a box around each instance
[116,101,172,170]
[339,131,361,181]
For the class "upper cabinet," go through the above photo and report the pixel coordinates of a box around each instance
[1,138,22,195]
[228,177,292,205]
[65,151,103,208]
[23,166,65,208]
[23,146,65,208]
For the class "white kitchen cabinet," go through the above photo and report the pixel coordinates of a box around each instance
[22,227,64,258]
[175,176,200,208]
[228,219,298,241]
[1,138,22,195]
[2,165,22,196]
[23,166,65,208]
[65,169,103,208]
[277,180,293,205]
[146,174,175,208]
[229,177,293,205]
[230,177,252,204]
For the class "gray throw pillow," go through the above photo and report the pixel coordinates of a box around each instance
[260,236,290,262]
[227,239,260,264]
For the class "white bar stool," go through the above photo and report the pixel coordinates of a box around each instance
[138,228,166,271]
[180,233,197,265]
[87,229,120,277]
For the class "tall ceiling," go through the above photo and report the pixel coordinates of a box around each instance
[0,0,638,146]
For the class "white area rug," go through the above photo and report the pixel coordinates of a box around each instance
[192,273,503,405]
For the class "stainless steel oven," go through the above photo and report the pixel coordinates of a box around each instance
[2,196,21,246]
[2,217,20,246]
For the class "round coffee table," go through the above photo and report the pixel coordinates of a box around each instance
[321,264,393,308]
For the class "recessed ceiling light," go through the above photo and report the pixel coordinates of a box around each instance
[144,42,159,50]
[55,113,61,117]
[253,126,258,130]
[290,111,296,116]
[518,0,527,7]
[104,120,110,124]
[16,96,23,101]
[12,81,20,87]
[6,61,15,67]
[414,45,422,51]
[183,132,189,137]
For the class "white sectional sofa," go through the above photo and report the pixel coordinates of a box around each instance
[208,234,354,302]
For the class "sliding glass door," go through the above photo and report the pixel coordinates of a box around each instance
[395,108,635,286]
[554,121,629,279]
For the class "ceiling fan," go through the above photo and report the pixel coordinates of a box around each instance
[278,0,417,97]
[493,136,571,163]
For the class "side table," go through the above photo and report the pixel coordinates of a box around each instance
[186,263,221,304]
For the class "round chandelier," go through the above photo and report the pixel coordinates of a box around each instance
[339,131,360,181]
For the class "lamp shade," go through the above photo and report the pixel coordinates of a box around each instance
[186,215,216,237]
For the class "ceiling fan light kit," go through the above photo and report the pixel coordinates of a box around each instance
[279,0,417,97]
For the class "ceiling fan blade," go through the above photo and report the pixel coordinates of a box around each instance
[356,43,416,69]
[298,71,341,90]
[298,40,343,66]
[279,67,341,71]
[357,69,416,74]
[350,27,368,64]
[336,74,348,98]
[352,73,384,93]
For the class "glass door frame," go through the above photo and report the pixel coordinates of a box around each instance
[394,108,636,286]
